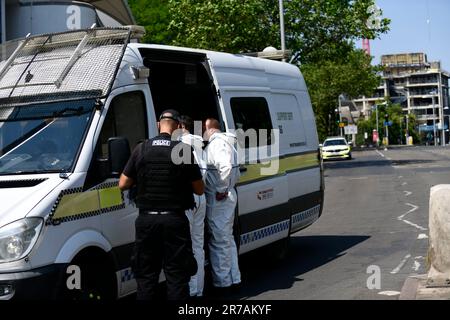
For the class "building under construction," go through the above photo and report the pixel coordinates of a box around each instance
[353,52,450,145]
[0,0,134,43]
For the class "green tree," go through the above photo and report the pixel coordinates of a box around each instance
[301,50,382,141]
[168,0,279,52]
[128,0,174,44]
[167,0,389,61]
[356,102,421,146]
[285,0,390,64]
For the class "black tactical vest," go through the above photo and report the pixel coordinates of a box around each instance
[135,134,195,211]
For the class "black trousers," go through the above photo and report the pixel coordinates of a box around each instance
[132,211,197,300]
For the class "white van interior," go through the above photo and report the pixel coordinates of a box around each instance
[139,48,223,128]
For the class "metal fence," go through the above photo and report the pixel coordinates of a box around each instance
[0,27,131,111]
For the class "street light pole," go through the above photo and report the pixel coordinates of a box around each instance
[432,94,437,146]
[406,115,409,145]
[440,98,445,147]
[338,98,343,136]
[444,106,450,146]
[385,117,389,146]
[376,105,379,145]
[279,0,286,62]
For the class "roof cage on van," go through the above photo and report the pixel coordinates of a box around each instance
[0,27,133,107]
[241,48,292,61]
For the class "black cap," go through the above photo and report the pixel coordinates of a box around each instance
[159,109,180,122]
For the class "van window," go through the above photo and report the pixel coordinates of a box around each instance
[272,93,306,150]
[98,91,147,158]
[85,91,147,189]
[230,97,273,147]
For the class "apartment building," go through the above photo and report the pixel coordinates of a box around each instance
[353,53,450,144]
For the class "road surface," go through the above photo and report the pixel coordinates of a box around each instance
[232,146,450,300]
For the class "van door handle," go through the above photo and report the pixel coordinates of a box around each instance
[239,165,248,173]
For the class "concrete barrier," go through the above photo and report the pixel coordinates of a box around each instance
[428,185,450,283]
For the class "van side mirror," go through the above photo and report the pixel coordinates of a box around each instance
[108,137,131,178]
[319,144,323,148]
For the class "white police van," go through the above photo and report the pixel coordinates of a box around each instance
[0,26,324,299]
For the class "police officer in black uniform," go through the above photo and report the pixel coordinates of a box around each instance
[119,109,204,300]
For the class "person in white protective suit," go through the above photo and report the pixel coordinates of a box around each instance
[178,115,207,297]
[203,118,241,293]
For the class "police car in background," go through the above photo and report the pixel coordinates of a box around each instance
[320,137,352,160]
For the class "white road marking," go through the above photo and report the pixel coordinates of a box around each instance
[387,157,392,160]
[402,219,427,231]
[402,182,408,186]
[348,177,368,180]
[417,234,428,240]
[398,203,419,220]
[398,176,403,179]
[403,191,412,197]
[412,261,421,272]
[391,254,411,274]
[397,203,427,230]
[415,256,424,260]
[378,291,401,296]
[375,150,385,158]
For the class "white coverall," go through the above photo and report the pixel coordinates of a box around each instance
[181,133,207,297]
[204,132,241,288]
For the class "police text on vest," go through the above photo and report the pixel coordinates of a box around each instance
[152,140,171,146]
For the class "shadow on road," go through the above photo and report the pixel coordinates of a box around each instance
[391,159,436,166]
[324,159,435,171]
[230,235,370,299]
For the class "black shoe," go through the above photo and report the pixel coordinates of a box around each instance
[188,295,204,302]
[210,286,232,300]
[230,283,242,294]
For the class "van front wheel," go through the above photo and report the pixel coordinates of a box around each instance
[60,251,117,300]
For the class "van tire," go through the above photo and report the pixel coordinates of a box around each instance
[267,235,291,261]
[61,249,117,300]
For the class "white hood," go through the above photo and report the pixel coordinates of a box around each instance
[0,175,64,227]
[209,131,238,146]
[181,133,204,151]
[181,133,207,176]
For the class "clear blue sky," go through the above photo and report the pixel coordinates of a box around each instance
[358,0,450,71]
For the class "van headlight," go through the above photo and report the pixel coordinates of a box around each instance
[0,218,43,263]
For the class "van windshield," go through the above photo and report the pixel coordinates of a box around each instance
[0,99,95,175]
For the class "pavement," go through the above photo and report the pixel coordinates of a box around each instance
[400,274,450,300]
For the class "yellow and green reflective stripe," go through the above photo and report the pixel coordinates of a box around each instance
[99,186,123,208]
[52,186,124,220]
[238,151,319,184]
